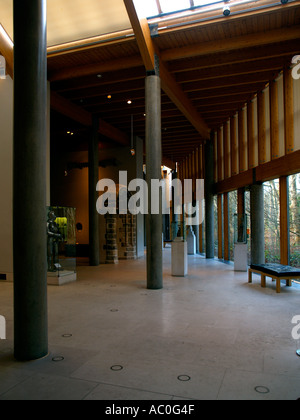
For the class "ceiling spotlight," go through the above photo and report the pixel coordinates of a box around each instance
[127,100,132,105]
[223,5,231,16]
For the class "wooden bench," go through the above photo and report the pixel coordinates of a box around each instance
[248,263,300,294]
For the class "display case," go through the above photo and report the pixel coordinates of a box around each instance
[47,206,77,285]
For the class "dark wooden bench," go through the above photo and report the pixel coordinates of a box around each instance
[248,263,300,294]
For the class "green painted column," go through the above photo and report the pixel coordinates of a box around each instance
[13,0,48,361]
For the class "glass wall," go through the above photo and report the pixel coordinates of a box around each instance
[228,190,237,261]
[289,173,300,267]
[263,179,281,264]
[214,195,218,257]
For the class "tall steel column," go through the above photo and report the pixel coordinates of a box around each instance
[89,116,100,266]
[205,133,215,259]
[13,0,48,360]
[145,75,163,290]
[250,183,265,265]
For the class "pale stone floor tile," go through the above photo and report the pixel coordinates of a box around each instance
[84,383,174,400]
[0,371,98,400]
[1,252,300,400]
[218,369,300,400]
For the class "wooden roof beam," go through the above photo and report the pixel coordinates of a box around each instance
[48,55,143,82]
[50,92,176,167]
[162,26,300,62]
[123,0,210,140]
[123,0,156,71]
[170,40,300,73]
[0,25,14,78]
[50,92,129,146]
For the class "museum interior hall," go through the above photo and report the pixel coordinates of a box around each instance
[0,0,300,400]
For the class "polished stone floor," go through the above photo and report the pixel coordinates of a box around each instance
[0,249,300,400]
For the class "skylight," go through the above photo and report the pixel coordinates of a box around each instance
[133,0,224,19]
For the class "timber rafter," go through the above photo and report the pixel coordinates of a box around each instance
[123,0,210,140]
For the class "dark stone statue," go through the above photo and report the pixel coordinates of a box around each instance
[47,211,62,272]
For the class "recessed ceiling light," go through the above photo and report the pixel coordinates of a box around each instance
[127,100,132,105]
[97,74,102,79]
[107,95,112,99]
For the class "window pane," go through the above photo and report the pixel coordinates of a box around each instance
[133,0,159,18]
[159,0,191,14]
[264,180,281,264]
[193,0,220,5]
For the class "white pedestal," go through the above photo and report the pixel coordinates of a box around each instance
[234,243,248,272]
[172,239,188,277]
[47,271,77,286]
[187,229,196,255]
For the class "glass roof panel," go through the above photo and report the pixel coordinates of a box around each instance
[133,0,159,18]
[133,0,225,19]
[159,0,191,14]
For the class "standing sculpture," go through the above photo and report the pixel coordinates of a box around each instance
[47,211,62,272]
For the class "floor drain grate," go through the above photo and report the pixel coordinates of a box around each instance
[110,365,123,371]
[178,375,191,382]
[52,356,65,362]
[255,386,270,394]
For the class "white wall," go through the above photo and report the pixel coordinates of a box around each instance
[0,76,13,278]
[0,77,51,280]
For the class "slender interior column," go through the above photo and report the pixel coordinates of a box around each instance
[250,183,265,265]
[145,75,163,290]
[279,176,290,265]
[205,133,215,259]
[171,170,179,240]
[89,116,100,266]
[13,0,48,361]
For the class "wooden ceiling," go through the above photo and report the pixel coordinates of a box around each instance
[48,0,300,163]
